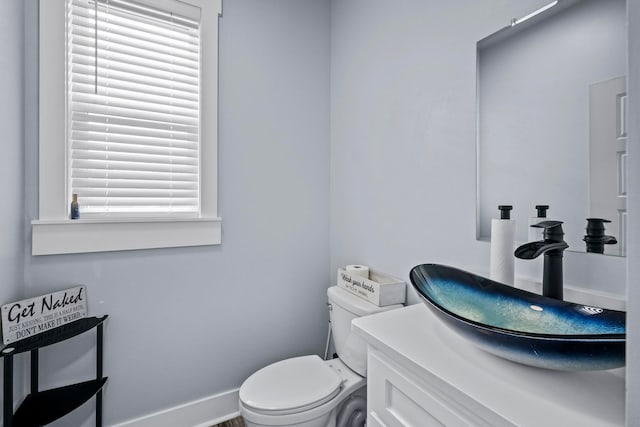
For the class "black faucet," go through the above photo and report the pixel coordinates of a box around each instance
[514,221,569,300]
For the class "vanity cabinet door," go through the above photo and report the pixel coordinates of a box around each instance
[367,411,387,427]
[367,349,514,427]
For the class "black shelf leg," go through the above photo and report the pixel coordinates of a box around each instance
[4,353,13,427]
[96,323,103,427]
[31,349,39,394]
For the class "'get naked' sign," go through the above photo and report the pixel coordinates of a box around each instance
[1,286,87,345]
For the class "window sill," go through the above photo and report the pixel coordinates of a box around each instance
[31,217,222,256]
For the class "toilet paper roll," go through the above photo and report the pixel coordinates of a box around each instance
[490,219,515,286]
[346,265,370,279]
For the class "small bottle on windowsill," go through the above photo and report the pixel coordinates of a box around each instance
[70,193,80,219]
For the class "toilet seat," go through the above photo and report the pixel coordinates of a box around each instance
[239,355,342,415]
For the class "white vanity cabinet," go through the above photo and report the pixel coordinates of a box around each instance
[367,348,513,427]
[352,304,625,427]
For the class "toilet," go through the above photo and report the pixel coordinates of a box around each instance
[239,286,403,427]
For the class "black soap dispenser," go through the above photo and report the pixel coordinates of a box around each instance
[583,218,617,254]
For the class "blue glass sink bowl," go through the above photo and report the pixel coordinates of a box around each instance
[410,264,625,371]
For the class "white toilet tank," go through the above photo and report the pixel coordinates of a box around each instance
[327,286,403,376]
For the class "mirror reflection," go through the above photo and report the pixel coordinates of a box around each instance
[477,0,627,256]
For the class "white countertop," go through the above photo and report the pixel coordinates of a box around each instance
[352,304,625,427]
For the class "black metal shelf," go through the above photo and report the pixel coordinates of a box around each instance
[13,378,108,426]
[2,316,107,427]
[0,316,107,357]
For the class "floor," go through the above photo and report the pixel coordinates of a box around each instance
[212,416,245,427]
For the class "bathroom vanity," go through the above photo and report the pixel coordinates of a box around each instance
[352,304,624,427]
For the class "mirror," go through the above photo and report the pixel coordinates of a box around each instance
[477,0,627,256]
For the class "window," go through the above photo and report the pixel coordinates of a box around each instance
[68,0,202,217]
[33,0,222,255]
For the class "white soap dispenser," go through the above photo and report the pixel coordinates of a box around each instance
[490,205,515,286]
[528,205,549,241]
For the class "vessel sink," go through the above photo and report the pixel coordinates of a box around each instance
[410,264,625,371]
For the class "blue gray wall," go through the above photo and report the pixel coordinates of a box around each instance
[0,3,25,296]
[0,1,25,425]
[330,0,540,296]
[21,0,331,425]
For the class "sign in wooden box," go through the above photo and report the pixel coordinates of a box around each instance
[337,268,406,306]
[1,286,87,345]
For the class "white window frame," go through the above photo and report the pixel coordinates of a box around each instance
[33,0,222,255]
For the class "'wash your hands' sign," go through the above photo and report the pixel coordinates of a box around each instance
[1,286,87,345]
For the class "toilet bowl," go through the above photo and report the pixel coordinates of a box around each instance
[240,356,364,427]
[239,286,403,427]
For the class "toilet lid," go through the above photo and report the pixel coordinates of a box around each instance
[240,355,342,415]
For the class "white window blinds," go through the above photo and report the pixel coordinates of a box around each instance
[67,0,201,217]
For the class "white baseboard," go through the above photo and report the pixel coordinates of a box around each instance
[112,388,240,427]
